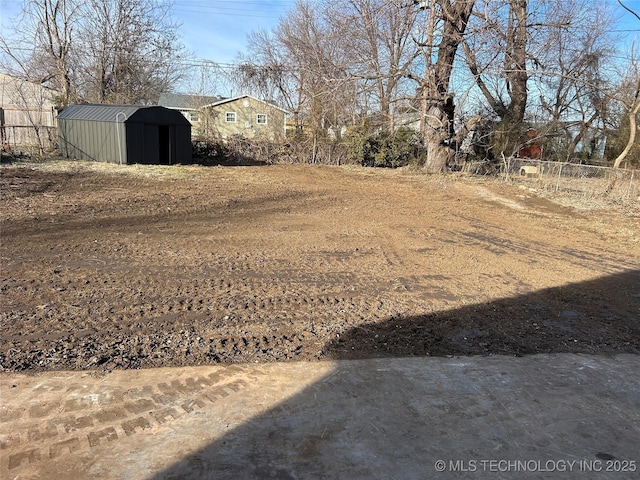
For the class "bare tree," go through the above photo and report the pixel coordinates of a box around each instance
[77,0,184,104]
[240,0,477,170]
[218,0,638,170]
[462,0,530,157]
[240,0,418,137]
[534,0,617,162]
[237,29,301,119]
[1,0,184,106]
[289,0,360,139]
[0,0,79,106]
[332,0,420,132]
[611,55,640,168]
[245,0,359,144]
[608,1,640,168]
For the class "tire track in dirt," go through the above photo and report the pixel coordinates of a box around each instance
[1,249,413,370]
[0,365,262,474]
[1,163,638,373]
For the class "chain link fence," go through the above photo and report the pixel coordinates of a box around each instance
[1,125,57,155]
[498,158,638,206]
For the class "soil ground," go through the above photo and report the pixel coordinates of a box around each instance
[1,160,639,373]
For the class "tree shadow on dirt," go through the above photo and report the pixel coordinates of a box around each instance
[147,270,640,480]
[0,187,315,238]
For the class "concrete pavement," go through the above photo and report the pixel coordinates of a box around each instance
[1,354,639,479]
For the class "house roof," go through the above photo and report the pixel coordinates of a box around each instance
[57,104,191,125]
[202,94,288,113]
[158,93,223,110]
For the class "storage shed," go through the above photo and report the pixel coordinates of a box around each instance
[58,104,191,165]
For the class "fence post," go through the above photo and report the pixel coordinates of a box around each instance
[555,163,564,192]
[502,154,510,182]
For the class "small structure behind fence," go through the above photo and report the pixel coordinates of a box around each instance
[501,158,638,204]
[503,158,640,202]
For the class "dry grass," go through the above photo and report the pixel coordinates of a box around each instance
[2,157,208,180]
[3,156,639,216]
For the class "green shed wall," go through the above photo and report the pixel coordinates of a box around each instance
[58,118,126,164]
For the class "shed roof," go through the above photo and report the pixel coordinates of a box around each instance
[57,104,191,125]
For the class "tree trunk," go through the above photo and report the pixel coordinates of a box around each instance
[419,0,476,172]
[613,100,640,168]
[422,96,454,172]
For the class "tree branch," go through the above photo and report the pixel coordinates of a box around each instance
[617,0,640,21]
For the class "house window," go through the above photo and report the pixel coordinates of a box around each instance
[257,114,267,125]
[190,112,199,122]
[226,112,236,122]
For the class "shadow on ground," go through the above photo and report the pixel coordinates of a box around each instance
[148,270,640,480]
[324,269,640,359]
[191,156,270,167]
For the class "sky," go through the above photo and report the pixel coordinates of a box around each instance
[162,0,640,64]
[170,0,296,64]
[614,0,640,42]
[0,0,638,94]
[0,0,295,65]
[3,0,637,62]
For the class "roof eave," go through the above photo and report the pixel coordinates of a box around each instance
[201,94,289,113]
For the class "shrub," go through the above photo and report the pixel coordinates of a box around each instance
[191,138,229,165]
[345,126,417,168]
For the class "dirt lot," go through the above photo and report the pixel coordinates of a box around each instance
[1,161,639,372]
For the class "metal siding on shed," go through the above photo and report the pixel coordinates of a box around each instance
[143,124,159,164]
[58,118,123,163]
[87,121,113,163]
[126,123,143,164]
[58,120,70,157]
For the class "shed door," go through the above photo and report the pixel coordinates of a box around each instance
[159,125,171,164]
[143,124,159,164]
